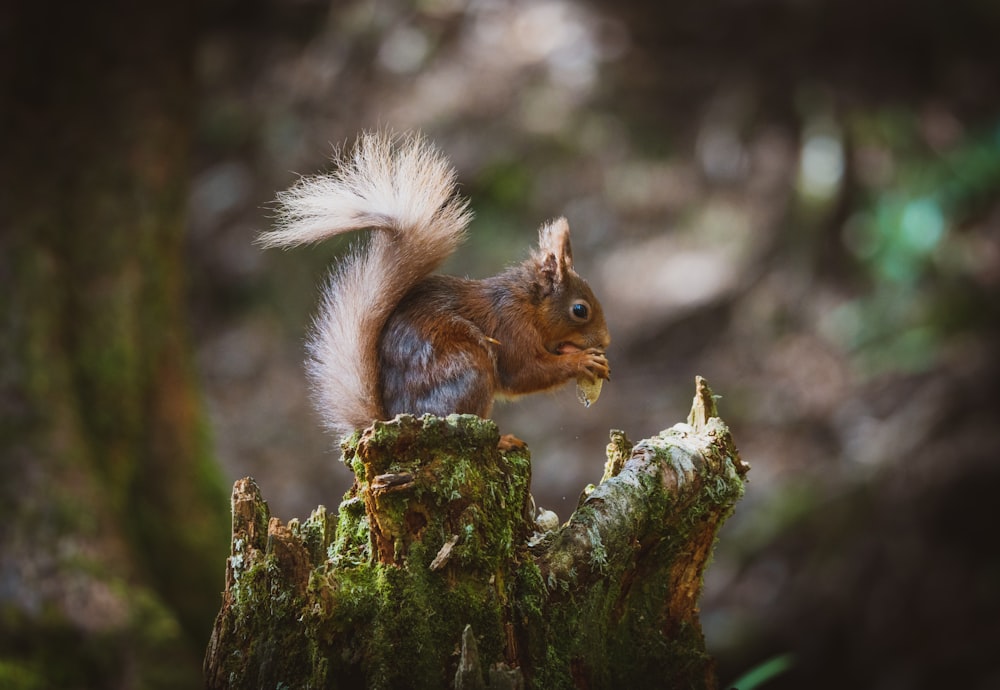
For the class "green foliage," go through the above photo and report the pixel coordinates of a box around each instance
[729,653,795,690]
[829,120,1000,376]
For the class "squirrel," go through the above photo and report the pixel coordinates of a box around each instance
[259,132,611,439]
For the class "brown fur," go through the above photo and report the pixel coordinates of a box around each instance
[261,133,610,438]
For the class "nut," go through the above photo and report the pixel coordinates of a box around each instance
[576,377,603,408]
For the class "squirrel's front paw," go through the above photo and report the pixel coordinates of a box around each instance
[556,343,610,382]
[579,349,610,382]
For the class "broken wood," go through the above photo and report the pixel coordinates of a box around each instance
[205,377,748,689]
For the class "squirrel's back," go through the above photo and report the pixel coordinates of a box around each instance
[260,132,472,436]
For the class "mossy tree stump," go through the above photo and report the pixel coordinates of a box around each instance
[205,377,749,689]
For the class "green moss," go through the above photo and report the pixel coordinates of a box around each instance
[330,496,369,566]
[222,416,522,687]
[210,405,745,689]
[308,551,509,688]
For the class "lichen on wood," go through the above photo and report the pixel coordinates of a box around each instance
[205,377,749,689]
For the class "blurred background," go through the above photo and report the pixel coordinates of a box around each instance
[4,0,1000,687]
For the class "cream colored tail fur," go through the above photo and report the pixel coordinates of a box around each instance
[260,132,472,436]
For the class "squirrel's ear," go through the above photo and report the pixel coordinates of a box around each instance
[534,218,574,291]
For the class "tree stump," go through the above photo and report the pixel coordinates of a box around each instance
[205,377,749,689]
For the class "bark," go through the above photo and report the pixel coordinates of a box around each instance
[205,377,748,689]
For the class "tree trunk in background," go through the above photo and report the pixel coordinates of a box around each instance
[0,0,229,687]
[205,379,748,689]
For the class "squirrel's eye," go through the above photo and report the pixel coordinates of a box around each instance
[570,300,590,322]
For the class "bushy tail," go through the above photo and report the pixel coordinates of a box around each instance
[260,132,472,437]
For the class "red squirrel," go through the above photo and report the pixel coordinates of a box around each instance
[259,132,611,438]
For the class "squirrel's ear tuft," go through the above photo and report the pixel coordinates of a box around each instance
[534,217,573,291]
